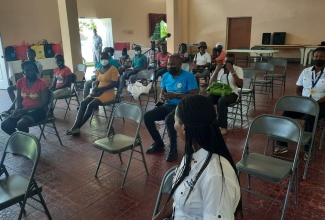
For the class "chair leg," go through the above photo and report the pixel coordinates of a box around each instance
[303,142,314,179]
[64,97,72,119]
[95,150,105,177]
[281,175,294,220]
[121,146,136,188]
[247,174,251,189]
[118,153,123,164]
[139,140,149,175]
[294,167,298,204]
[18,201,26,216]
[52,121,63,146]
[38,125,46,140]
[319,122,325,150]
[37,190,53,220]
[103,106,109,123]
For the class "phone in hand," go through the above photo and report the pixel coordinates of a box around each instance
[155,101,164,107]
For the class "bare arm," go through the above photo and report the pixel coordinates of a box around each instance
[209,63,223,84]
[232,73,243,88]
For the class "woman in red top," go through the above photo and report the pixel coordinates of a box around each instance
[155,43,171,81]
[1,61,49,135]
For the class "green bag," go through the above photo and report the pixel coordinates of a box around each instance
[206,82,232,97]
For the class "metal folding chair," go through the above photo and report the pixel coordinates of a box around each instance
[0,132,52,219]
[237,114,302,220]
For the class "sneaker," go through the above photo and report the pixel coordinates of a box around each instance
[220,128,228,135]
[146,142,165,154]
[66,128,80,135]
[274,146,288,155]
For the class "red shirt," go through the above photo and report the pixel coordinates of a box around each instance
[16,78,48,108]
[54,66,72,87]
[157,52,171,68]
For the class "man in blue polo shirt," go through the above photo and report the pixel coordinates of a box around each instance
[144,54,198,162]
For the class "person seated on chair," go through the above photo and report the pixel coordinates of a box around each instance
[178,43,189,63]
[155,43,172,81]
[1,61,49,135]
[207,53,243,135]
[66,52,119,135]
[193,41,211,86]
[121,45,147,86]
[50,54,72,99]
[83,47,120,101]
[215,42,227,64]
[147,41,159,70]
[153,95,242,220]
[144,54,198,162]
[274,47,325,160]
[1,49,43,117]
[118,47,132,75]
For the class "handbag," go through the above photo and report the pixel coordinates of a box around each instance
[52,42,64,55]
[31,44,45,59]
[4,46,17,61]
[43,40,54,58]
[15,41,29,60]
[90,89,104,97]
[206,72,232,97]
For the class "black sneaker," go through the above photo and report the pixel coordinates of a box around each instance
[146,142,165,154]
[166,147,178,162]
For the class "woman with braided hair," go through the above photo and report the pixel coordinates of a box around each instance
[154,95,242,220]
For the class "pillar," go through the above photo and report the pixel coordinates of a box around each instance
[57,0,82,70]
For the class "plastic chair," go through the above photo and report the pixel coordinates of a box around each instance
[240,68,257,114]
[130,69,156,111]
[93,102,148,188]
[89,75,124,125]
[152,166,177,219]
[54,73,80,119]
[236,114,302,220]
[273,96,319,179]
[0,132,52,219]
[31,90,63,146]
[268,58,288,95]
[253,62,275,100]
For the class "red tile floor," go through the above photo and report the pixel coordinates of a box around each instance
[0,62,325,219]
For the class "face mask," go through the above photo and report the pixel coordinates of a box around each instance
[100,59,109,66]
[135,51,140,55]
[168,67,179,75]
[314,59,325,67]
[121,55,127,59]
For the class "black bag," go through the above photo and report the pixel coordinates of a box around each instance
[90,89,104,97]
[43,40,54,58]
[5,46,17,61]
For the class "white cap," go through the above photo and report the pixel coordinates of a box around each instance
[215,42,224,47]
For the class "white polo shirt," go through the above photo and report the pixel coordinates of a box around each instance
[296,66,325,101]
[194,52,211,66]
[217,65,244,95]
[173,148,240,220]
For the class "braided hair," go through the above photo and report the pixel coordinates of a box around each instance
[164,95,242,217]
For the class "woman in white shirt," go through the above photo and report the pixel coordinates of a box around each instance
[153,95,242,220]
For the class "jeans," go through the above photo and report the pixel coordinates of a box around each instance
[207,93,238,128]
[53,87,71,99]
[144,105,177,149]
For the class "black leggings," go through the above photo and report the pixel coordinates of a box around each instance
[71,97,102,129]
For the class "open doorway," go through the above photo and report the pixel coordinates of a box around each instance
[79,18,113,67]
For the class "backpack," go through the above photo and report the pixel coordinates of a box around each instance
[5,46,17,61]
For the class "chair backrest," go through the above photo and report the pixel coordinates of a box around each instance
[181,63,190,72]
[153,166,177,218]
[270,58,287,67]
[245,115,302,164]
[113,102,143,123]
[1,131,40,165]
[74,64,87,82]
[273,96,319,117]
[254,62,274,72]
[243,68,256,80]
[136,69,155,81]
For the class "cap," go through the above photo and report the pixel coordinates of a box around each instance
[134,45,141,50]
[198,41,207,48]
[215,42,224,48]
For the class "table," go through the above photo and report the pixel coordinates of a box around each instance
[6,58,57,85]
[226,49,279,61]
[303,46,325,66]
[255,45,305,64]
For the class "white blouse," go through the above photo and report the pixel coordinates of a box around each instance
[216,65,243,95]
[173,148,240,220]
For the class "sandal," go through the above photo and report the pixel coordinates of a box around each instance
[66,128,80,135]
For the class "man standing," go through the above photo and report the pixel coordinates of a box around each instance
[92,29,102,67]
[144,54,198,162]
[274,47,325,160]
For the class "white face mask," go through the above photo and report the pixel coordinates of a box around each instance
[135,51,140,55]
[100,59,109,66]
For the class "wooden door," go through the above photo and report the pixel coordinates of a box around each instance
[227,17,252,49]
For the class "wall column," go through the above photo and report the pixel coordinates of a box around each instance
[57,0,82,69]
[166,0,188,53]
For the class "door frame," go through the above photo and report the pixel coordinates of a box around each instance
[0,32,9,89]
